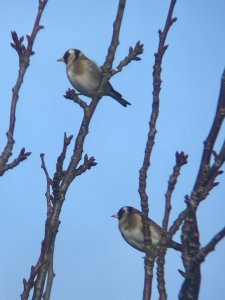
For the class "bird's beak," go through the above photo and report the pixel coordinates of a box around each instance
[57,57,64,62]
[111,213,118,218]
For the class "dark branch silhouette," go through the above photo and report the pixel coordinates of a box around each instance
[178,69,225,300]
[156,151,188,300]
[163,151,188,231]
[138,1,177,300]
[111,41,144,75]
[64,88,88,109]
[40,154,53,213]
[0,0,47,177]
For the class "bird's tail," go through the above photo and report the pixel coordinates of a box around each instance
[168,240,182,252]
[106,83,131,107]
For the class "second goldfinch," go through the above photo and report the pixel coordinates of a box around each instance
[57,49,131,107]
[112,206,182,252]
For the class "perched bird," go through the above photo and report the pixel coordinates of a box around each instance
[112,206,182,252]
[57,49,131,107]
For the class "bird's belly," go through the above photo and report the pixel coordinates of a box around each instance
[122,227,160,252]
[122,228,145,252]
[67,70,99,97]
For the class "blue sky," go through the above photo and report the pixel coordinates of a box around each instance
[0,1,225,299]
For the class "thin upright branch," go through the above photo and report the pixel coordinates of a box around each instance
[163,151,188,230]
[40,154,52,213]
[42,237,56,300]
[52,133,73,199]
[156,234,168,300]
[138,1,177,300]
[156,151,187,300]
[0,0,48,176]
[193,69,225,194]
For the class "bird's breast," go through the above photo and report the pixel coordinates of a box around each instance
[67,68,99,97]
[66,60,102,97]
[121,226,145,252]
[120,222,162,252]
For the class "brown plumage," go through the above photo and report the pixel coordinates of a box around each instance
[57,49,131,107]
[112,206,182,252]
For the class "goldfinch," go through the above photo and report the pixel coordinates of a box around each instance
[57,49,131,107]
[112,206,182,252]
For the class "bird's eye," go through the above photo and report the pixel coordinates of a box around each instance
[63,51,70,64]
[117,208,124,220]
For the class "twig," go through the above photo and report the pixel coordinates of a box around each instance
[163,151,188,230]
[0,0,47,176]
[138,1,178,300]
[64,88,87,110]
[204,141,225,188]
[52,133,73,199]
[201,226,225,258]
[102,0,126,74]
[0,147,31,176]
[157,151,187,300]
[21,238,49,300]
[111,41,144,75]
[40,154,52,213]
[169,208,187,237]
[192,69,225,194]
[74,154,97,177]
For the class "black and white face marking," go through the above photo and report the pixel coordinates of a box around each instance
[63,49,81,64]
[117,206,133,220]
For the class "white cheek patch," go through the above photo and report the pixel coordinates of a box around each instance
[68,49,75,55]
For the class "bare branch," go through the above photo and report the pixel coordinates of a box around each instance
[138,1,178,299]
[64,88,88,110]
[179,210,201,300]
[201,226,225,258]
[25,1,129,299]
[178,226,225,300]
[21,239,48,300]
[0,0,48,176]
[52,133,73,198]
[111,41,144,75]
[193,69,225,194]
[40,154,53,213]
[162,151,188,230]
[42,238,56,300]
[156,151,187,300]
[74,154,97,177]
[0,147,31,176]
[156,234,168,300]
[178,69,225,300]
